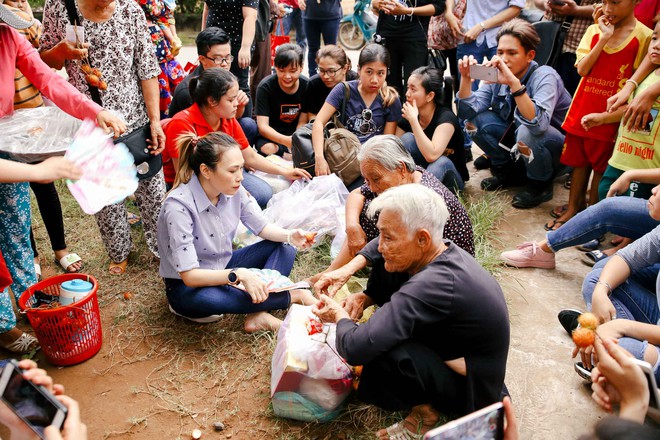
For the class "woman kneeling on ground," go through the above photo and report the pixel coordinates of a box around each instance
[157,132,317,332]
[312,185,509,439]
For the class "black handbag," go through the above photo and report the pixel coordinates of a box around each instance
[64,0,162,181]
[533,0,581,68]
[113,124,163,181]
[428,48,447,73]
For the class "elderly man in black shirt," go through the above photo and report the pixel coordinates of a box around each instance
[313,184,509,439]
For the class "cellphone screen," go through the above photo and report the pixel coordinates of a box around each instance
[1,368,61,436]
[425,405,504,440]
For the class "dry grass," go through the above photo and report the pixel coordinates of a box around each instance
[27,181,508,438]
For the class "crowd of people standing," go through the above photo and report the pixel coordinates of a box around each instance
[1,0,660,438]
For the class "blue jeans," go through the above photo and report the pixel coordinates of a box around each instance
[582,263,660,381]
[238,117,258,146]
[164,240,297,318]
[547,196,658,252]
[471,110,564,181]
[242,172,273,208]
[304,18,340,76]
[400,132,464,192]
[282,9,307,51]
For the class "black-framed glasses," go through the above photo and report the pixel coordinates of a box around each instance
[203,54,234,65]
[316,67,342,77]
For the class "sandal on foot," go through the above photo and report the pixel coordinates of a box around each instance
[109,260,128,275]
[34,261,42,281]
[581,250,608,267]
[1,332,39,354]
[550,204,568,219]
[544,219,566,231]
[127,212,141,226]
[56,253,83,273]
[576,239,601,252]
[383,422,423,440]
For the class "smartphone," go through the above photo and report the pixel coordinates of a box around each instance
[470,64,499,83]
[423,402,504,440]
[631,358,660,422]
[550,0,566,5]
[637,108,658,136]
[0,360,67,439]
[574,361,593,382]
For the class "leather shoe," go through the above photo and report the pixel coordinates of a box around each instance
[474,154,491,170]
[512,181,553,208]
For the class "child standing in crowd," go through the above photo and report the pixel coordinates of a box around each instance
[157,132,317,332]
[552,0,652,231]
[255,43,308,158]
[311,43,401,179]
[581,15,660,201]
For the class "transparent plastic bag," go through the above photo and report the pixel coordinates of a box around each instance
[271,305,352,422]
[0,107,83,163]
[263,175,349,245]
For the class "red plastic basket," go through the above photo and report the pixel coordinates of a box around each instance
[18,274,102,366]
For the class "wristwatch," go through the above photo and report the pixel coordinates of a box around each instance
[227,270,239,285]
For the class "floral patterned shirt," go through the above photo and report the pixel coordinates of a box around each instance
[41,0,160,132]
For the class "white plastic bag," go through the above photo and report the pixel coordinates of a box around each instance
[263,175,349,245]
[0,107,83,163]
[271,304,352,422]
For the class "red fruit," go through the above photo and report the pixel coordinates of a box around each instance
[91,68,102,77]
[572,327,595,348]
[578,312,599,331]
[81,64,92,74]
[98,80,108,90]
[305,232,316,242]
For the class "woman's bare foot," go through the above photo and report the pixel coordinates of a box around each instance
[376,404,440,439]
[244,312,281,333]
[291,289,318,306]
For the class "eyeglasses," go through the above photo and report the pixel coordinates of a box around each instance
[359,109,373,134]
[203,55,234,65]
[316,67,343,77]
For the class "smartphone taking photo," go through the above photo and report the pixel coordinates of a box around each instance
[631,358,660,422]
[0,360,67,439]
[470,64,499,83]
[423,402,504,439]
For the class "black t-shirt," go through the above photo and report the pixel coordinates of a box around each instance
[376,0,444,41]
[205,0,258,46]
[256,74,308,136]
[301,70,359,115]
[398,106,469,182]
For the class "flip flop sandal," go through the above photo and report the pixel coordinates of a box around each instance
[34,262,42,281]
[383,422,423,440]
[576,239,601,252]
[56,253,83,273]
[109,259,128,275]
[581,250,608,267]
[550,204,568,219]
[544,219,566,231]
[564,175,572,189]
[1,332,39,354]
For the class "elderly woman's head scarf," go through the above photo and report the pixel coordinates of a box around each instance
[0,1,35,29]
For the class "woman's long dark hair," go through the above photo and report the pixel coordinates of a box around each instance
[409,66,445,106]
[188,67,237,108]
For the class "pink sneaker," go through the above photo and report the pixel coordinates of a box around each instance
[501,242,556,269]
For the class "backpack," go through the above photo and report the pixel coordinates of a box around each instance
[291,82,361,187]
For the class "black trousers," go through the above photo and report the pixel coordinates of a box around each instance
[383,38,428,97]
[29,181,66,258]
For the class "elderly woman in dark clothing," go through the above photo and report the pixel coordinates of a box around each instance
[313,184,510,439]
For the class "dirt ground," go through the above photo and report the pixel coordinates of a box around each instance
[3,46,610,439]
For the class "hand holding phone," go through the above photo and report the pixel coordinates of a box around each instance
[470,64,499,83]
[0,360,67,439]
[423,402,504,439]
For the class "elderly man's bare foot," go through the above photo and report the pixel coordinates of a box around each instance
[291,288,318,306]
[376,404,440,439]
[244,312,281,333]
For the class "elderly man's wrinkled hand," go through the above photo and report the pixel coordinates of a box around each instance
[312,294,350,323]
[342,292,370,321]
[313,266,352,298]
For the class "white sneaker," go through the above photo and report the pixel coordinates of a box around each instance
[168,305,223,323]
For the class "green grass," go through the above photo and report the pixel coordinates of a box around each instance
[27,182,508,438]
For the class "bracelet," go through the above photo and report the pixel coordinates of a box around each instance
[625,79,639,89]
[596,280,613,296]
[286,230,294,246]
[511,84,527,97]
[408,7,415,17]
[479,22,486,32]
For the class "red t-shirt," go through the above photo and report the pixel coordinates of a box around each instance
[162,103,249,184]
[562,22,651,142]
